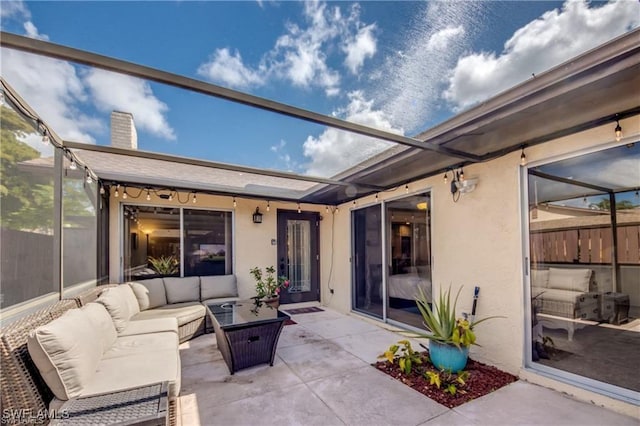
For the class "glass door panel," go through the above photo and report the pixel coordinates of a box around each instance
[352,204,383,318]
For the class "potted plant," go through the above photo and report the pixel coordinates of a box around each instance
[250,266,289,307]
[415,286,502,372]
[148,255,179,276]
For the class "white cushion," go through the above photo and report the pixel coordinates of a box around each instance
[531,269,550,288]
[95,285,138,333]
[548,268,592,292]
[132,302,205,327]
[164,277,200,304]
[128,282,151,311]
[135,278,167,309]
[119,318,179,337]
[82,303,117,353]
[200,275,238,300]
[27,308,103,400]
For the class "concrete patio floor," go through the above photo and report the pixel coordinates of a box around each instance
[177,306,637,426]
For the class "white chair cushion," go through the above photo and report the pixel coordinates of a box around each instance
[531,269,549,288]
[95,285,139,333]
[82,303,117,353]
[164,277,200,303]
[548,268,592,292]
[27,308,103,400]
[134,278,167,309]
[128,282,151,311]
[200,275,238,300]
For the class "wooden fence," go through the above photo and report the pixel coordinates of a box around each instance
[531,225,640,265]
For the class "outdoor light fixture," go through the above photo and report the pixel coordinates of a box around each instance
[114,185,120,198]
[266,201,270,212]
[122,186,128,200]
[252,207,263,224]
[614,119,622,141]
[146,189,151,201]
[520,146,527,166]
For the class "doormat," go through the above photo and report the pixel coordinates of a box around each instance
[284,307,324,315]
[284,319,297,326]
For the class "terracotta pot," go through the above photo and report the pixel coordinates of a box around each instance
[262,295,280,309]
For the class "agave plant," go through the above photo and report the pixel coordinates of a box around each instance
[148,255,179,275]
[415,286,502,349]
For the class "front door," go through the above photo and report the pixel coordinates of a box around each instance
[277,210,320,304]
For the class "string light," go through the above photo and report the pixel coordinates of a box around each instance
[459,168,465,181]
[375,193,379,203]
[69,157,77,171]
[297,203,301,213]
[443,172,448,185]
[615,119,622,142]
[192,192,197,204]
[266,201,270,212]
[146,189,151,201]
[99,185,105,195]
[122,186,128,200]
[168,192,173,202]
[42,129,50,145]
[233,197,236,207]
[520,146,527,166]
[85,169,92,184]
[405,184,409,194]
[114,185,120,198]
[335,206,339,213]
[325,205,329,213]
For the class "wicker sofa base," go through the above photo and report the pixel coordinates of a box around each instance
[178,317,206,343]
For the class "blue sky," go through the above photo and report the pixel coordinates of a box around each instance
[1,0,639,177]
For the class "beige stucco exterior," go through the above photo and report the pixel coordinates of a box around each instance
[108,116,639,416]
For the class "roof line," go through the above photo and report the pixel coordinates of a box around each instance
[0,31,481,162]
[64,141,385,191]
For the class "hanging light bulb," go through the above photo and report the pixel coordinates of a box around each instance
[353,200,357,207]
[375,193,379,203]
[614,119,622,142]
[325,205,329,213]
[99,185,105,195]
[146,189,151,201]
[266,201,270,212]
[69,157,77,171]
[583,196,588,205]
[122,186,128,200]
[85,170,93,184]
[42,130,50,145]
[520,146,527,166]
[297,203,301,213]
[233,197,236,207]
[168,192,173,202]
[459,168,465,181]
[443,172,448,185]
[405,184,409,194]
[114,185,120,198]
[335,206,339,213]
[192,193,197,204]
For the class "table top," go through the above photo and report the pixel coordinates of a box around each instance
[207,299,289,328]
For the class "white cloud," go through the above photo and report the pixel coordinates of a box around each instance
[0,47,101,143]
[197,48,265,89]
[343,23,377,74]
[198,1,376,95]
[23,21,49,40]
[270,140,299,171]
[0,0,30,19]
[373,1,479,133]
[84,69,176,140]
[443,0,640,111]
[303,91,402,177]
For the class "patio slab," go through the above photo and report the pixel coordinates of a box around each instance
[178,306,639,426]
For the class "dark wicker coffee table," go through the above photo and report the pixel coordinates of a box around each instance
[50,382,168,425]
[206,300,290,374]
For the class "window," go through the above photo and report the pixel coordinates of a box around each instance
[123,205,233,281]
[527,143,639,394]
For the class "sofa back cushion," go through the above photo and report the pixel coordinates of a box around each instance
[548,268,592,292]
[531,269,550,288]
[82,303,117,353]
[27,308,103,400]
[130,278,167,309]
[95,285,139,332]
[200,275,238,300]
[164,277,200,304]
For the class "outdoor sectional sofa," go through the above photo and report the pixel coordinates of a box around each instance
[531,267,600,320]
[0,275,239,425]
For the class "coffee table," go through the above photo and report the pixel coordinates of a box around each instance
[206,299,290,374]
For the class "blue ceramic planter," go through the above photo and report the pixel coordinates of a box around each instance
[429,341,469,372]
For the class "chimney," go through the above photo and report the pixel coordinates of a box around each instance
[110,111,138,149]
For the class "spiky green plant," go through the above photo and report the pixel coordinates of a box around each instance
[415,286,503,348]
[148,255,179,275]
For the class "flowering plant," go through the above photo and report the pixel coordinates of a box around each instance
[250,266,290,298]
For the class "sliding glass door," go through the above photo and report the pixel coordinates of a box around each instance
[352,204,383,318]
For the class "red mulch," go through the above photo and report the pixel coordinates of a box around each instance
[373,351,518,408]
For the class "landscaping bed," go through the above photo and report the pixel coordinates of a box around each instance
[374,351,518,408]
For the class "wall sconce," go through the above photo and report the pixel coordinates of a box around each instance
[446,167,478,202]
[252,207,263,224]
